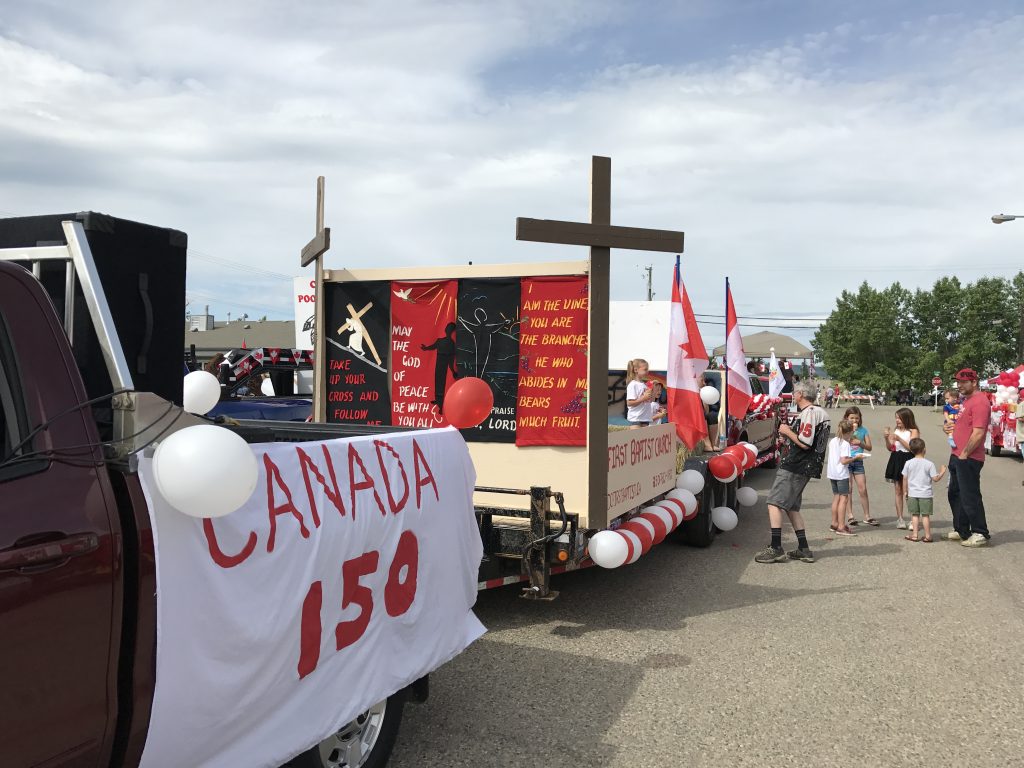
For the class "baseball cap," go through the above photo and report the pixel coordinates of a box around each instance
[954,368,978,381]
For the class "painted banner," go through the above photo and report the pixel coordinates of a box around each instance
[606,423,678,520]
[324,281,391,425]
[137,429,486,768]
[390,280,459,428]
[516,276,589,447]
[456,278,521,443]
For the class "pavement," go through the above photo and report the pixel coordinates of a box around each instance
[390,405,1024,768]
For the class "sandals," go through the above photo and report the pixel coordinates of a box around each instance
[846,518,859,526]
[862,518,880,526]
[904,535,919,542]
[921,537,933,543]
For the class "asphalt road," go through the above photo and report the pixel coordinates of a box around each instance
[390,405,1024,768]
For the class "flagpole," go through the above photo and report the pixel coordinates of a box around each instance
[723,276,729,449]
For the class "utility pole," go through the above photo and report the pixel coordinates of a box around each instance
[643,264,654,301]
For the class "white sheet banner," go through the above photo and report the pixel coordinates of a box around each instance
[137,427,485,768]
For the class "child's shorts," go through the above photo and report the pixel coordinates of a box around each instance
[830,478,851,495]
[849,459,865,475]
[907,497,933,516]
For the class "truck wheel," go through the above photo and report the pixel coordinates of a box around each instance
[676,459,717,548]
[990,444,1002,457]
[287,693,405,768]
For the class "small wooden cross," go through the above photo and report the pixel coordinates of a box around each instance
[516,155,684,510]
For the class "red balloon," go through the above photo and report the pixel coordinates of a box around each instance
[708,453,738,481]
[444,377,494,429]
[725,445,750,470]
[622,520,654,554]
[638,512,670,545]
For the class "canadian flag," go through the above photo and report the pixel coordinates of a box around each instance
[666,260,708,449]
[725,282,752,419]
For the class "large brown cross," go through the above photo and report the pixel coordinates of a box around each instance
[300,176,331,421]
[516,155,684,509]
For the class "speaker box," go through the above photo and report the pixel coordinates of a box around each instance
[0,212,188,409]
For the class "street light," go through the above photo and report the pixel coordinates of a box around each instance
[991,213,1024,223]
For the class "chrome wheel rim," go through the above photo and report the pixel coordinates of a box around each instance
[316,699,387,768]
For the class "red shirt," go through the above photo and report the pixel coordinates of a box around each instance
[952,390,990,462]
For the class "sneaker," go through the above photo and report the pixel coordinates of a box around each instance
[787,548,815,563]
[961,533,989,548]
[754,545,788,563]
[896,519,907,529]
[946,531,964,541]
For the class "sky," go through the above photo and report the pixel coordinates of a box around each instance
[3,0,1023,352]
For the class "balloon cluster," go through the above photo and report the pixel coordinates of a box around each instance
[588,491,696,568]
[994,384,1019,407]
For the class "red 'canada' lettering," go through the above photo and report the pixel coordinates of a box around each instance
[202,518,257,569]
[374,440,409,515]
[297,580,322,679]
[335,551,379,651]
[265,453,311,552]
[297,445,346,527]
[412,438,439,507]
[348,443,386,518]
[385,530,419,616]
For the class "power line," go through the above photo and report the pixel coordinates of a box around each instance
[185,289,289,317]
[189,249,294,281]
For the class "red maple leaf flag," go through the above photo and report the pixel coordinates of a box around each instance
[667,260,708,450]
[725,282,752,419]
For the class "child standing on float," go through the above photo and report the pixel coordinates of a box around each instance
[883,407,920,528]
[625,358,664,429]
[843,406,879,526]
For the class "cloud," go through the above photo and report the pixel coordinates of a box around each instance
[2,2,1023,355]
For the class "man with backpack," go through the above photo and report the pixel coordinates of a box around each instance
[755,381,830,564]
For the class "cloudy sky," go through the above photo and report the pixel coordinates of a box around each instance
[3,0,1023,350]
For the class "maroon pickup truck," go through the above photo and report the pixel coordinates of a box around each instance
[0,215,424,768]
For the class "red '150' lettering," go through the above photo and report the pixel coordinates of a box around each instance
[297,530,419,680]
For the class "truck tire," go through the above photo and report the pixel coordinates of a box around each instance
[675,459,717,548]
[989,444,1001,457]
[287,692,405,768]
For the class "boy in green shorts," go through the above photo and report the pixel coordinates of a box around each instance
[901,437,947,542]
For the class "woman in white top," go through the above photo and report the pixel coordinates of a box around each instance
[883,407,920,529]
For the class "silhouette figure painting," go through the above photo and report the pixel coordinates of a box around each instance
[421,322,459,413]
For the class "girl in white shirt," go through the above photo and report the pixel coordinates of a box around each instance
[625,358,663,429]
[883,408,920,529]
[827,419,858,536]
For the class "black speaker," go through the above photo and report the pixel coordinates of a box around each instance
[0,212,188,408]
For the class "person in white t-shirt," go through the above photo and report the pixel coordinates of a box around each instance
[625,358,662,429]
[901,437,947,543]
[827,419,858,536]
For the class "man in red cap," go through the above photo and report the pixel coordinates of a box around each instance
[944,368,991,546]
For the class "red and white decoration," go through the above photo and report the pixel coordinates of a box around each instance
[725,282,752,419]
[667,260,709,449]
[137,428,485,768]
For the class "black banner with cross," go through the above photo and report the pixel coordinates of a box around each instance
[323,281,392,425]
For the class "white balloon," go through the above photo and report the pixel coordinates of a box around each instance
[711,506,738,532]
[260,377,276,396]
[667,488,698,517]
[1008,386,1019,396]
[676,469,705,494]
[700,385,720,405]
[618,529,644,564]
[736,486,759,507]
[997,385,1007,394]
[741,443,758,461]
[153,425,258,518]
[588,530,629,568]
[182,370,222,415]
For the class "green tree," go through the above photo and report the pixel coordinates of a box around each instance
[813,281,917,392]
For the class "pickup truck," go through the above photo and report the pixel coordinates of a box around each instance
[0,217,439,768]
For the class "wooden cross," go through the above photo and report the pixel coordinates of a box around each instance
[301,176,331,421]
[516,155,684,510]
